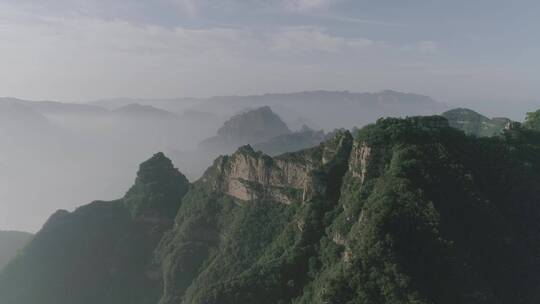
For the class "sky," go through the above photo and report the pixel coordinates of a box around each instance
[0,0,539,106]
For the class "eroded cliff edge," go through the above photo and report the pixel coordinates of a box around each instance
[3,115,540,304]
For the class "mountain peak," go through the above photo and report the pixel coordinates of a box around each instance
[217,106,291,140]
[200,106,291,150]
[124,152,189,221]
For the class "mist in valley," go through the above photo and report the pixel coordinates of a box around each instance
[2,1,540,303]
[0,90,454,232]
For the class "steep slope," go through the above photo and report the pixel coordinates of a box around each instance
[442,108,511,136]
[3,115,540,304]
[0,231,32,271]
[158,116,540,304]
[0,153,189,304]
[158,130,354,304]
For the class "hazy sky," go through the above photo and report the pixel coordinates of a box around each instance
[0,0,539,105]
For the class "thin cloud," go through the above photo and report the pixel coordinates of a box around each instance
[400,41,439,54]
[305,13,407,27]
[270,26,374,53]
[285,0,340,11]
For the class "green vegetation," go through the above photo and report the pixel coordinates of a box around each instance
[3,113,540,303]
[524,109,540,130]
[442,108,511,136]
[124,152,189,220]
[0,153,189,304]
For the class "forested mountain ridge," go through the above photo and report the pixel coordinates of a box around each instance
[0,153,190,304]
[2,114,540,304]
[0,90,448,232]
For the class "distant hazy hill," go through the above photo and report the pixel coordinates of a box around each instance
[0,100,51,128]
[442,108,511,137]
[91,90,447,130]
[0,97,106,116]
[174,108,336,179]
[0,90,445,232]
[0,97,218,232]
[0,231,32,271]
[112,103,178,119]
[90,97,200,114]
[191,90,448,130]
[199,106,291,150]
[252,125,332,156]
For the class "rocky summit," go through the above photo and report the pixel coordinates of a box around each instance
[2,115,540,304]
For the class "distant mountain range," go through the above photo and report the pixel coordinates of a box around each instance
[2,90,448,132]
[0,97,106,116]
[0,89,453,232]
[112,103,179,119]
[91,90,448,130]
[0,100,51,128]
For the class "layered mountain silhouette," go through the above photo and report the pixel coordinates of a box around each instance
[112,103,179,120]
[199,106,292,150]
[3,111,540,304]
[92,90,448,130]
[0,100,53,131]
[173,106,333,179]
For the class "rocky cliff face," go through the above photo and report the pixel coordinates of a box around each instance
[201,130,352,205]
[348,141,372,184]
[4,115,540,304]
[158,116,540,304]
